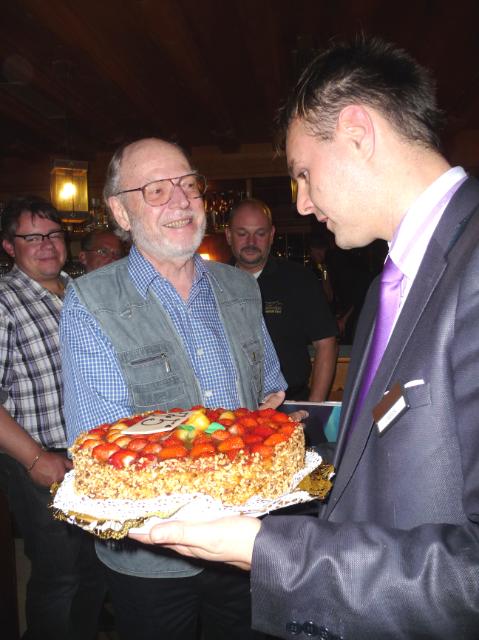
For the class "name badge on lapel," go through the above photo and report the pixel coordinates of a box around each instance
[373,381,410,435]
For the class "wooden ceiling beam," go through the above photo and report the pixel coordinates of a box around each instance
[140,0,240,148]
[19,0,166,123]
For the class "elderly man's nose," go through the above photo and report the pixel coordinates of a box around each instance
[168,182,190,207]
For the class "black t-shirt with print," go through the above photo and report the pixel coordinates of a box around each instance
[257,257,337,400]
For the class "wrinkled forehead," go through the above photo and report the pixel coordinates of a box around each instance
[121,139,191,186]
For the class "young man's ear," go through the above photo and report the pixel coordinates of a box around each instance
[337,104,375,159]
[108,197,131,232]
[2,239,15,259]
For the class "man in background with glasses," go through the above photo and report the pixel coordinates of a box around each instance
[0,196,105,639]
[60,137,286,640]
[78,228,125,273]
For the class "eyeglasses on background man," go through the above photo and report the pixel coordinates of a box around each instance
[83,247,123,259]
[14,230,65,244]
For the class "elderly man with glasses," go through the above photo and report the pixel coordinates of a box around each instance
[78,229,124,273]
[59,137,286,640]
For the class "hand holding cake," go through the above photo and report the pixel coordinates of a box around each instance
[129,514,260,571]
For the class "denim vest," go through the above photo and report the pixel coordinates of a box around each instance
[72,257,264,577]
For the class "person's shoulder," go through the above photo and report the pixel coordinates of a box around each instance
[268,256,303,272]
[73,257,128,290]
[0,266,23,286]
[206,261,260,296]
[206,261,236,274]
[85,257,127,278]
[207,260,253,281]
[270,257,318,282]
[0,273,15,309]
[63,281,97,323]
[0,267,36,304]
[0,270,15,290]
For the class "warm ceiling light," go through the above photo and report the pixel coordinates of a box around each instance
[50,160,89,222]
[59,182,77,200]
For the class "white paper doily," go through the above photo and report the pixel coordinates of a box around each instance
[52,449,323,536]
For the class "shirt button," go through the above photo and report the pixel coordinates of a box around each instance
[197,348,204,356]
[303,621,319,636]
[204,390,213,398]
[285,620,302,635]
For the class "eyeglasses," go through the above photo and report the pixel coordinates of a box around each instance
[84,247,123,259]
[114,173,207,206]
[14,230,65,244]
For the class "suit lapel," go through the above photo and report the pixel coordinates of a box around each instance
[331,279,378,466]
[324,177,479,518]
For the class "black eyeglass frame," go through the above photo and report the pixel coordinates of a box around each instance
[13,230,66,243]
[113,172,207,206]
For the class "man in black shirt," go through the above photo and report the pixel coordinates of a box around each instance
[226,199,337,400]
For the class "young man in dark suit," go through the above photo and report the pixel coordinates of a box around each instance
[131,38,479,639]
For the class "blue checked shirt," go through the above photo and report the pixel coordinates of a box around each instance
[61,248,286,444]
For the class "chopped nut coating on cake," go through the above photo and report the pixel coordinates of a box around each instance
[71,406,305,506]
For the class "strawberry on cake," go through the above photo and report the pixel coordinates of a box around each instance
[70,406,305,506]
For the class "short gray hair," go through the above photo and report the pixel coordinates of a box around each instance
[103,143,129,204]
[102,141,131,240]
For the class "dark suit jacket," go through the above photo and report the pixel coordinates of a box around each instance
[251,177,479,639]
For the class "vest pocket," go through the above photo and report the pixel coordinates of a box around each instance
[130,351,171,372]
[119,343,187,409]
[131,377,186,409]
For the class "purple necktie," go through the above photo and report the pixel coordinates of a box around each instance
[351,256,404,428]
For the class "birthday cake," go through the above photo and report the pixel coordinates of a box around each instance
[70,406,305,506]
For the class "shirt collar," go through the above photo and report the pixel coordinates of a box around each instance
[10,265,71,297]
[127,245,209,298]
[389,166,467,280]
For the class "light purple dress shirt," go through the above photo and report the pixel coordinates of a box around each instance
[388,166,467,332]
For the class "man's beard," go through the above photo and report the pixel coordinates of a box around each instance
[128,210,206,262]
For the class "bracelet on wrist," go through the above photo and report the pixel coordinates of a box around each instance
[26,451,43,473]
